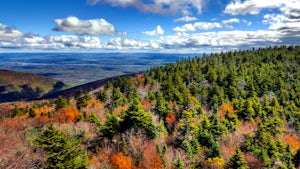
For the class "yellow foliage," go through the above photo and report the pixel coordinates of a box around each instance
[205,157,225,169]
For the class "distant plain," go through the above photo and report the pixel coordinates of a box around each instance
[0,53,197,86]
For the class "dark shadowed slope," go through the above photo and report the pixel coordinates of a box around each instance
[42,74,137,99]
[0,69,69,102]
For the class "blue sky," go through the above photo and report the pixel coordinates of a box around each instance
[0,0,299,53]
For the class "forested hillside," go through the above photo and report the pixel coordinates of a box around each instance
[1,45,300,169]
[0,69,69,102]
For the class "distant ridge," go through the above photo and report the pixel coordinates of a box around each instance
[0,69,69,102]
[42,73,137,99]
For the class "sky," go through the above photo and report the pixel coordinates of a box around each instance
[0,0,299,53]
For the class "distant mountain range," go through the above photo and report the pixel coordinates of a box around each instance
[0,69,70,102]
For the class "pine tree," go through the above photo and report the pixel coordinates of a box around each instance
[36,125,88,169]
[225,149,249,169]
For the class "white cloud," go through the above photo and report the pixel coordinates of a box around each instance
[160,30,282,49]
[143,25,164,36]
[224,0,300,41]
[224,0,287,15]
[173,22,222,32]
[53,16,115,35]
[87,0,204,15]
[174,16,198,22]
[0,22,298,52]
[0,23,23,40]
[222,18,240,29]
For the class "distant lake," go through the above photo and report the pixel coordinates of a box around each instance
[0,53,199,86]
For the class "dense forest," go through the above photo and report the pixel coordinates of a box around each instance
[1,45,300,169]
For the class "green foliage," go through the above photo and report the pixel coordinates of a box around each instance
[87,112,102,127]
[223,111,239,131]
[174,155,185,169]
[35,125,88,169]
[121,98,157,138]
[12,107,27,117]
[112,87,126,108]
[28,107,36,117]
[96,89,108,102]
[241,123,285,164]
[76,93,91,110]
[225,149,249,169]
[154,92,170,118]
[102,112,121,138]
[55,96,70,110]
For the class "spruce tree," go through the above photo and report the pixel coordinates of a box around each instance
[225,149,249,169]
[36,125,88,169]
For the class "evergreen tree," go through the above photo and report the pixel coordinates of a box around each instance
[35,125,88,169]
[225,149,249,169]
[96,89,108,102]
[76,94,91,110]
[122,98,157,138]
[55,96,70,110]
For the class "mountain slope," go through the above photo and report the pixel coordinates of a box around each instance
[42,74,134,99]
[1,46,300,168]
[0,69,69,102]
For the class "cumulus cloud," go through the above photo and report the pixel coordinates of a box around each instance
[87,0,204,15]
[143,25,164,36]
[0,22,298,52]
[222,18,240,29]
[0,24,23,40]
[224,0,300,43]
[53,16,115,35]
[159,30,282,49]
[174,16,198,22]
[173,22,222,32]
[224,0,287,15]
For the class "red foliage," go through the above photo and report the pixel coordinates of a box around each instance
[111,152,133,169]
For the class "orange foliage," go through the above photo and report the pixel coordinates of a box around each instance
[55,107,80,123]
[87,98,104,108]
[140,142,163,169]
[165,113,176,124]
[142,100,152,112]
[219,103,235,119]
[283,134,300,153]
[33,105,53,117]
[111,152,133,169]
